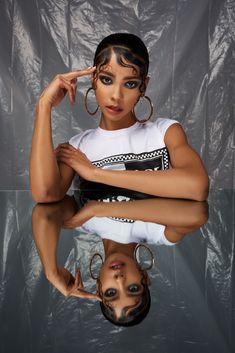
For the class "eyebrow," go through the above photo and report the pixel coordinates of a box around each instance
[104,292,142,304]
[123,299,141,314]
[99,70,141,80]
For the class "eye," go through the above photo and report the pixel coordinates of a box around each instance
[104,288,117,297]
[125,81,139,89]
[128,284,141,293]
[99,75,112,85]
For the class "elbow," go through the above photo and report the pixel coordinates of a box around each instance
[31,189,64,204]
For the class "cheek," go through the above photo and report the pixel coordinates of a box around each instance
[95,84,107,103]
[127,91,141,106]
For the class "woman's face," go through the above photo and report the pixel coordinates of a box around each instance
[94,51,147,129]
[98,253,145,319]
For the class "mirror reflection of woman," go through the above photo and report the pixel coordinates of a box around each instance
[32,197,208,326]
[29,33,209,207]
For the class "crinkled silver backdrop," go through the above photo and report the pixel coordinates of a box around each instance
[0,1,235,353]
[0,0,234,189]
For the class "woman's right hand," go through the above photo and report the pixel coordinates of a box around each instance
[48,267,101,301]
[39,66,96,108]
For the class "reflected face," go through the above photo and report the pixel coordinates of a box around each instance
[98,253,144,319]
[94,52,144,128]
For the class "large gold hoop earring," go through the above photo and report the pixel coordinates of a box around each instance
[89,253,103,280]
[134,244,154,270]
[84,87,99,115]
[133,95,153,123]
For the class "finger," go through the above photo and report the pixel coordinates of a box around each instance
[58,143,77,151]
[64,66,96,80]
[75,268,84,288]
[58,77,75,104]
[71,81,77,104]
[70,289,102,300]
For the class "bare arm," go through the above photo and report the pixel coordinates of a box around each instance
[93,124,209,200]
[31,197,101,300]
[63,198,208,242]
[29,67,96,203]
[30,101,74,202]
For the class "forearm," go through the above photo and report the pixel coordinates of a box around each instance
[92,198,208,227]
[30,100,62,201]
[93,167,208,201]
[32,206,61,279]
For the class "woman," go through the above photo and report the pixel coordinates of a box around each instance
[29,33,209,204]
[32,196,208,326]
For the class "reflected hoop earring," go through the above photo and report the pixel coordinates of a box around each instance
[133,95,153,123]
[89,253,104,280]
[134,244,154,270]
[84,87,99,115]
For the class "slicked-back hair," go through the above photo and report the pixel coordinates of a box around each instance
[93,33,149,93]
[100,284,151,327]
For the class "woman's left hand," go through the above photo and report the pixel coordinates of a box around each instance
[55,143,97,181]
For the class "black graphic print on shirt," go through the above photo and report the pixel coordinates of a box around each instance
[74,147,171,207]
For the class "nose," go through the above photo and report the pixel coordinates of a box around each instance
[111,84,123,102]
[114,272,125,280]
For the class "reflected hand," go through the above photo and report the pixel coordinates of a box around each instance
[49,267,101,301]
[63,201,98,228]
[39,67,96,107]
[55,143,97,181]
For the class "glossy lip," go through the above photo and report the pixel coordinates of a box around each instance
[106,105,123,115]
[109,261,125,270]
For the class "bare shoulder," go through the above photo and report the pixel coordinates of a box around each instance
[164,122,188,148]
[164,123,202,167]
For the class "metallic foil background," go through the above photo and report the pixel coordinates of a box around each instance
[0,0,234,189]
[0,1,234,352]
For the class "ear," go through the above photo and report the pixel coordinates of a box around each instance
[145,76,150,88]
[91,71,97,90]
[142,270,151,286]
[141,76,150,97]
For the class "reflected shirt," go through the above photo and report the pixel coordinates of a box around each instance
[77,216,176,246]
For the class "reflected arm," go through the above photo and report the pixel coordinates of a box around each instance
[64,198,208,242]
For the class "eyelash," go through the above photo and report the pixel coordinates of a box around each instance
[104,284,141,298]
[99,75,139,89]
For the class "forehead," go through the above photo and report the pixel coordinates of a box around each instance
[100,51,140,76]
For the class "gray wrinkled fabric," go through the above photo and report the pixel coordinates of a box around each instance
[0,1,235,352]
[0,190,234,353]
[0,0,234,189]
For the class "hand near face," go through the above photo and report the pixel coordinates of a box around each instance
[55,143,97,181]
[49,267,101,301]
[39,67,96,108]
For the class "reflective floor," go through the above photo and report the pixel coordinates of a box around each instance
[0,190,234,353]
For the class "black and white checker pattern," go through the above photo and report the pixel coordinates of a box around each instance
[93,147,170,170]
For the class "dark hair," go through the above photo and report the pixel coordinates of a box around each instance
[100,284,151,327]
[93,33,149,93]
[97,273,151,327]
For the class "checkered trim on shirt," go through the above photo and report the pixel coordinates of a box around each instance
[93,147,170,169]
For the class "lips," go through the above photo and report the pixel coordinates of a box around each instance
[106,105,123,114]
[109,261,125,270]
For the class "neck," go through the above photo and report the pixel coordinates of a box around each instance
[99,112,137,131]
[102,239,137,259]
